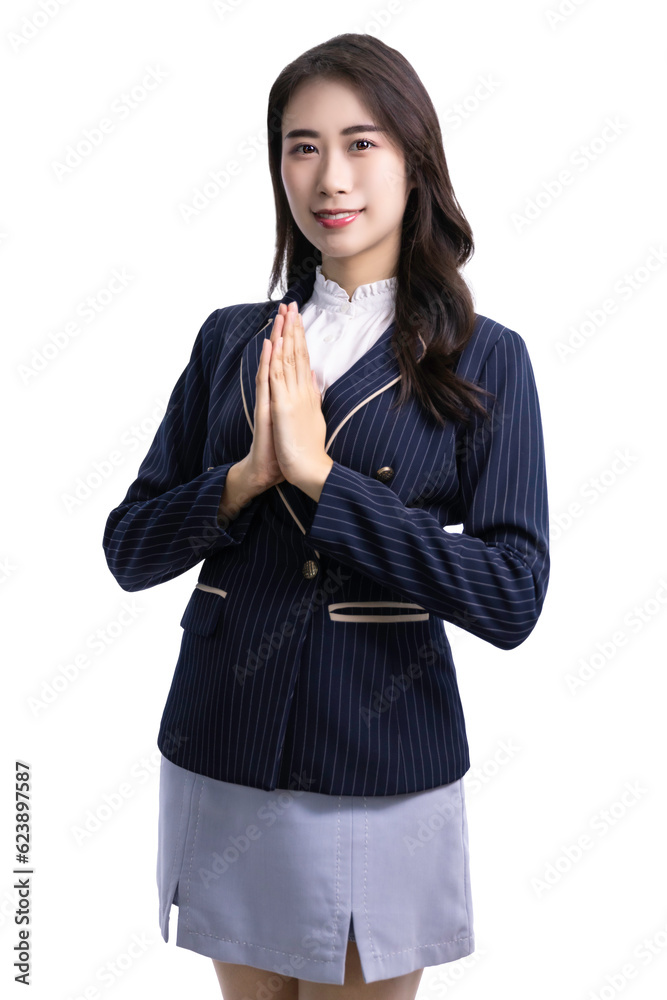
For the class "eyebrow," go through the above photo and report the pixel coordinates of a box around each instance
[283,124,386,141]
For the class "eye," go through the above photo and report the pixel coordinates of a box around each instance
[291,139,377,155]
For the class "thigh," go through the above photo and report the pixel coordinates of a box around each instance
[298,940,424,1000]
[212,958,299,1000]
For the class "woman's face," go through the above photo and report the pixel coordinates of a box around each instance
[280,77,415,275]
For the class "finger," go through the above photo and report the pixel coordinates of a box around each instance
[294,310,310,388]
[281,308,297,392]
[269,333,285,399]
[256,337,271,400]
[261,315,279,376]
[289,305,307,387]
[270,306,285,346]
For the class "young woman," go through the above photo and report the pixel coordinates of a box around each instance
[103,33,550,1000]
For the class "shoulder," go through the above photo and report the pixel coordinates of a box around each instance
[199,298,278,373]
[455,312,532,385]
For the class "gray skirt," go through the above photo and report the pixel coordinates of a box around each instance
[157,754,474,985]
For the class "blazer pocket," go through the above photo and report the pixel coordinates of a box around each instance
[327,601,429,623]
[180,583,228,636]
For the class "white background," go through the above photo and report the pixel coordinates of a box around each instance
[2,1,666,998]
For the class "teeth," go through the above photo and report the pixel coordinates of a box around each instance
[317,211,359,220]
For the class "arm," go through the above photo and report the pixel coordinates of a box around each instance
[102,309,264,592]
[303,329,550,650]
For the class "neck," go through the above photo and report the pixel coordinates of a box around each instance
[320,250,398,301]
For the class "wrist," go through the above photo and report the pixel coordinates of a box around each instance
[292,456,334,503]
[217,459,262,526]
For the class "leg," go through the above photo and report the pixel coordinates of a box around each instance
[212,958,299,1000]
[298,939,424,1000]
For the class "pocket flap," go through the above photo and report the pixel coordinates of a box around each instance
[180,586,226,636]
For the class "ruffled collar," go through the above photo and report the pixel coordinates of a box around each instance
[310,264,397,314]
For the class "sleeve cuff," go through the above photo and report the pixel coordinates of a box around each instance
[192,463,264,559]
[304,460,373,541]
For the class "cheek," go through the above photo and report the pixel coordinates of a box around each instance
[281,158,298,190]
[281,163,307,208]
[376,167,410,218]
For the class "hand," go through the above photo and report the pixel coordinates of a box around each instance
[268,301,329,484]
[243,303,291,492]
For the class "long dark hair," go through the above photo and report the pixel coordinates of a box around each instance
[265,33,494,429]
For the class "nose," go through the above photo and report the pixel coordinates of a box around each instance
[316,150,353,197]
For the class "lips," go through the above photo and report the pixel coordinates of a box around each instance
[313,209,364,218]
[313,209,364,230]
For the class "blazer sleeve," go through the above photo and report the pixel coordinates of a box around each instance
[304,328,550,650]
[102,308,263,592]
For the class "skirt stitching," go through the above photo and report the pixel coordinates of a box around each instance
[183,776,204,927]
[165,770,189,905]
[367,780,475,959]
[171,759,472,963]
[179,775,343,966]
[460,780,472,938]
[364,796,377,956]
[333,793,342,951]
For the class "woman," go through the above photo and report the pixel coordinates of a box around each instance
[103,33,550,1000]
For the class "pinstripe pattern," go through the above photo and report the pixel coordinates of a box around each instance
[103,268,550,795]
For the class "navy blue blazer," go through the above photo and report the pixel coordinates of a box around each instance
[103,268,550,796]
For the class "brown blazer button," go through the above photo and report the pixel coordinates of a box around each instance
[302,559,319,579]
[375,466,394,482]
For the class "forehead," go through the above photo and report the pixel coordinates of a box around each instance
[282,77,373,130]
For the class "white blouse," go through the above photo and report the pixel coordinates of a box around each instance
[300,264,397,400]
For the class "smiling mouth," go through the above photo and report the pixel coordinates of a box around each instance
[313,209,364,219]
